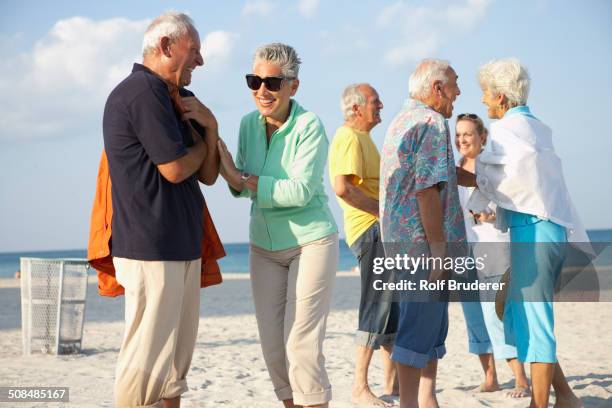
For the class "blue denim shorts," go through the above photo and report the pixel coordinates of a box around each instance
[349,222,399,349]
[392,300,448,368]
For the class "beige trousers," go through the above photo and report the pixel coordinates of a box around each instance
[113,257,201,408]
[249,234,339,406]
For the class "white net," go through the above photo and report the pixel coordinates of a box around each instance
[20,258,88,355]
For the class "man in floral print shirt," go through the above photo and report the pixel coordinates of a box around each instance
[380,59,465,408]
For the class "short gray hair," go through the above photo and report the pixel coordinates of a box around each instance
[340,83,368,120]
[253,43,301,78]
[408,59,451,100]
[478,58,530,107]
[142,12,196,57]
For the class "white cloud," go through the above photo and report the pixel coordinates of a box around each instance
[242,0,277,17]
[298,0,319,18]
[377,0,492,67]
[0,16,149,141]
[202,31,239,71]
[0,17,238,141]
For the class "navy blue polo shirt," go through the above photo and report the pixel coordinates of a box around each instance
[103,63,203,261]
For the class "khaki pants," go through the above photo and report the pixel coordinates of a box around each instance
[250,234,338,406]
[113,257,201,408]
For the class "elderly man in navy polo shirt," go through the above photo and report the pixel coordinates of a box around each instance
[102,11,219,408]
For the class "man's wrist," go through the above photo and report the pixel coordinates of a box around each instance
[203,119,218,132]
[203,130,219,147]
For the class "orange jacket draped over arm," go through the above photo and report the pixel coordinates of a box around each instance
[87,150,224,297]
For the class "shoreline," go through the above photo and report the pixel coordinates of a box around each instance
[0,269,362,289]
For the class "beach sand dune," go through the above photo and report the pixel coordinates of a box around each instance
[1,272,611,407]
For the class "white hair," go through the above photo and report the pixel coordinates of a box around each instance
[408,59,451,99]
[142,12,196,57]
[478,58,531,107]
[340,83,368,120]
[253,43,301,78]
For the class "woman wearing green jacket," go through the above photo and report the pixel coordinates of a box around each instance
[218,43,338,408]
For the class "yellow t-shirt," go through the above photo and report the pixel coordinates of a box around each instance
[328,125,380,247]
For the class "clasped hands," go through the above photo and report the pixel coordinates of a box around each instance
[217,139,242,187]
[181,96,218,133]
[179,97,249,190]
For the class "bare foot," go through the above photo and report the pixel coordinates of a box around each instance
[474,381,501,393]
[506,386,531,398]
[352,385,391,407]
[553,393,584,408]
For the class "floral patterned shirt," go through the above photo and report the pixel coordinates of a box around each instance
[380,98,466,247]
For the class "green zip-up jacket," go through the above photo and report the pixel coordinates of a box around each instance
[231,100,337,250]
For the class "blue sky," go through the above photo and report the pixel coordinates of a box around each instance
[1,0,611,252]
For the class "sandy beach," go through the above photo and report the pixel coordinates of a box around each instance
[1,271,611,407]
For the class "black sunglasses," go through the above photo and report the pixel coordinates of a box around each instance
[245,74,294,92]
[457,113,479,120]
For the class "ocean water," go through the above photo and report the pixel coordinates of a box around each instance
[2,230,611,279]
[0,240,358,278]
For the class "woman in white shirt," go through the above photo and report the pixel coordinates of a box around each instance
[457,58,585,408]
[455,113,530,398]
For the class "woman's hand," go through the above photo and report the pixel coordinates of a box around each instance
[217,139,241,186]
[478,211,496,223]
[470,210,496,224]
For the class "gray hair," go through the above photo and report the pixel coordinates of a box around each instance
[478,58,531,107]
[340,83,368,120]
[253,43,301,78]
[142,12,197,57]
[408,59,451,100]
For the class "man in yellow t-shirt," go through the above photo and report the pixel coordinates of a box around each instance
[329,83,399,406]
